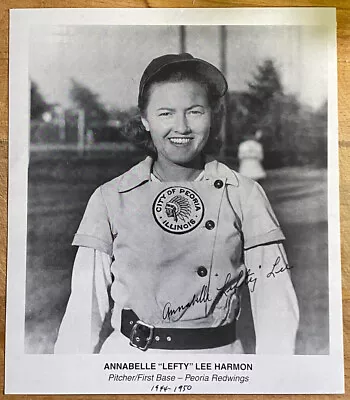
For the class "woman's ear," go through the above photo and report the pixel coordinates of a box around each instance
[213,99,224,114]
[141,116,150,132]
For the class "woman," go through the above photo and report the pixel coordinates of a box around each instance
[238,130,267,181]
[55,53,299,354]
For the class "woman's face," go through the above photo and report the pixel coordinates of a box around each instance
[141,80,211,166]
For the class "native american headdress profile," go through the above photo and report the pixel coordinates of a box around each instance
[165,195,192,223]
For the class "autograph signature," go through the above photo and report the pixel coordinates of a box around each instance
[162,284,212,321]
[266,256,294,278]
[245,256,294,293]
[162,271,244,321]
[245,268,258,293]
[216,269,245,297]
[162,257,295,320]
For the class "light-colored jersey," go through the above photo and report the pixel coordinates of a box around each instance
[238,140,266,180]
[55,156,299,354]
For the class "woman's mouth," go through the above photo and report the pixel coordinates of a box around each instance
[169,137,193,145]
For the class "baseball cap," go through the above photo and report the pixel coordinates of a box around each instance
[138,53,228,107]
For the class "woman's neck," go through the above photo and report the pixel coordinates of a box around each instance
[153,155,204,182]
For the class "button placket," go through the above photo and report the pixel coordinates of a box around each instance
[200,178,227,315]
[203,179,225,232]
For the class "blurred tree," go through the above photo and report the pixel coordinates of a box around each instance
[261,93,301,167]
[206,58,327,169]
[246,59,283,125]
[314,100,327,131]
[247,59,283,102]
[245,60,286,167]
[69,79,109,129]
[226,60,284,165]
[310,100,327,167]
[109,106,139,125]
[226,91,250,151]
[30,80,49,120]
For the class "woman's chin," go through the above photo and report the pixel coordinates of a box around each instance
[160,146,204,167]
[166,153,202,167]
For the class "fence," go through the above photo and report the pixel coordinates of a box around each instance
[30,108,133,156]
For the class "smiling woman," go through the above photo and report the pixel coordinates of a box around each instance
[141,80,212,173]
[54,53,299,355]
[125,56,225,167]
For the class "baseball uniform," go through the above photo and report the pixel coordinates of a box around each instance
[55,156,299,354]
[238,139,267,181]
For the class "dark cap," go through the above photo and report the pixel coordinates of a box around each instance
[138,53,228,107]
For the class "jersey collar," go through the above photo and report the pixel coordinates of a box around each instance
[203,155,239,187]
[117,155,239,193]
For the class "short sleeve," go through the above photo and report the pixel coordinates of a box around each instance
[242,182,285,250]
[72,187,113,256]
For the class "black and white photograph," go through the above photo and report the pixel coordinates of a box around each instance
[6,8,343,394]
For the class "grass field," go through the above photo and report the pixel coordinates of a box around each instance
[25,151,328,355]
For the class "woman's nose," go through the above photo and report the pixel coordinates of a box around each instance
[174,113,190,134]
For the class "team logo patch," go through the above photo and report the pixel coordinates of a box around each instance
[153,187,204,234]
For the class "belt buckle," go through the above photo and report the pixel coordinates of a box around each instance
[129,320,154,351]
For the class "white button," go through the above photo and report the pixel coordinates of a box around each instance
[155,336,160,341]
[136,337,140,342]
[166,336,172,342]
[129,320,133,325]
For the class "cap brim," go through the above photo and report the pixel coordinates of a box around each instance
[143,58,228,98]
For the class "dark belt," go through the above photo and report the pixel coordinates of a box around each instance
[121,309,236,351]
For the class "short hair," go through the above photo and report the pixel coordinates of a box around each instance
[122,66,224,156]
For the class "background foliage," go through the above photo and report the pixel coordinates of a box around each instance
[30,59,327,168]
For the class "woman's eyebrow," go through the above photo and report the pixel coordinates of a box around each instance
[156,105,206,111]
[186,104,206,110]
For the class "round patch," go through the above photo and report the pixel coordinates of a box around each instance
[153,186,205,234]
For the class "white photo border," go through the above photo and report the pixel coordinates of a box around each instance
[6,7,343,394]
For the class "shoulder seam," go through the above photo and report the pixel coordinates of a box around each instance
[98,186,114,235]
